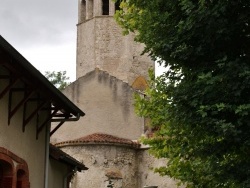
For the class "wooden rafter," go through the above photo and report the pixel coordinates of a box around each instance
[0,77,19,99]
[8,90,34,125]
[0,36,84,139]
[36,109,58,139]
[23,101,48,130]
[50,120,66,136]
[0,75,10,79]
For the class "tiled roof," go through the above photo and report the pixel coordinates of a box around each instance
[55,133,140,149]
[49,144,88,171]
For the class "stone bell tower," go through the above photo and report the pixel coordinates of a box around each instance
[51,2,178,187]
[76,0,153,85]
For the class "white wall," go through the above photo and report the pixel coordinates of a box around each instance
[48,159,68,188]
[0,71,49,188]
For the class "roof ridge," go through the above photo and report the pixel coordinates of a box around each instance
[55,133,140,149]
[76,68,132,87]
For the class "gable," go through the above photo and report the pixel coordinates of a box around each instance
[51,69,144,143]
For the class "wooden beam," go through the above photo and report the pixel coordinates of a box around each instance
[23,101,48,129]
[8,87,12,125]
[0,75,10,79]
[22,98,27,132]
[36,109,58,139]
[8,90,34,125]
[9,88,27,92]
[0,77,19,99]
[50,120,66,136]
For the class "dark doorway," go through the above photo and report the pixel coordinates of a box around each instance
[102,0,109,15]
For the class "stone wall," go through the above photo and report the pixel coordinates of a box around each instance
[61,145,138,188]
[76,16,153,86]
[51,69,145,143]
[58,144,180,188]
[137,149,182,188]
[53,1,180,188]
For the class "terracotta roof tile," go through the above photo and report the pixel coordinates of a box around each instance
[55,133,140,149]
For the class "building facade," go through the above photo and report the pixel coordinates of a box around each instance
[0,36,86,188]
[52,0,181,187]
[76,0,153,85]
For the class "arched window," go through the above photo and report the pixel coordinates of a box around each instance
[0,148,29,188]
[102,0,109,15]
[0,160,13,188]
[79,0,86,23]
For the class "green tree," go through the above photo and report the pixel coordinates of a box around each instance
[116,1,250,187]
[44,71,70,91]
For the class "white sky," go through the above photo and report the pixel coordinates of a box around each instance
[0,0,165,82]
[0,0,78,81]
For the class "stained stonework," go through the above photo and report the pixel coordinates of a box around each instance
[55,134,180,188]
[51,69,145,143]
[76,0,153,85]
[51,1,181,187]
[60,145,138,188]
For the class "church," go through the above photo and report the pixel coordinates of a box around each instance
[51,0,179,187]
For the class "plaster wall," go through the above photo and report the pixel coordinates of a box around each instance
[59,144,181,188]
[137,149,182,188]
[60,145,138,188]
[0,75,49,188]
[51,69,144,143]
[76,16,153,85]
[48,159,68,188]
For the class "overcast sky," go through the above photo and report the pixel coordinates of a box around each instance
[0,0,164,81]
[0,0,78,81]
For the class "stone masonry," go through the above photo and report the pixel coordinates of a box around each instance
[52,0,182,187]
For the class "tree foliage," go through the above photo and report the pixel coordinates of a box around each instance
[116,1,250,187]
[44,71,70,91]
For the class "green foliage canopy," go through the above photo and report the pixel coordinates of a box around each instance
[44,71,70,91]
[116,1,250,187]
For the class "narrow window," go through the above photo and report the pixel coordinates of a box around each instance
[102,0,109,15]
[79,0,86,23]
[17,169,27,188]
[115,0,122,11]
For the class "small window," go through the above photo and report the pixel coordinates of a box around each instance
[115,0,122,11]
[79,0,86,22]
[102,0,109,15]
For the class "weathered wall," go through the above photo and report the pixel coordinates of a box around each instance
[0,70,49,188]
[51,69,144,143]
[76,16,153,86]
[61,144,138,188]
[137,149,182,188]
[54,1,179,188]
[58,144,180,188]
